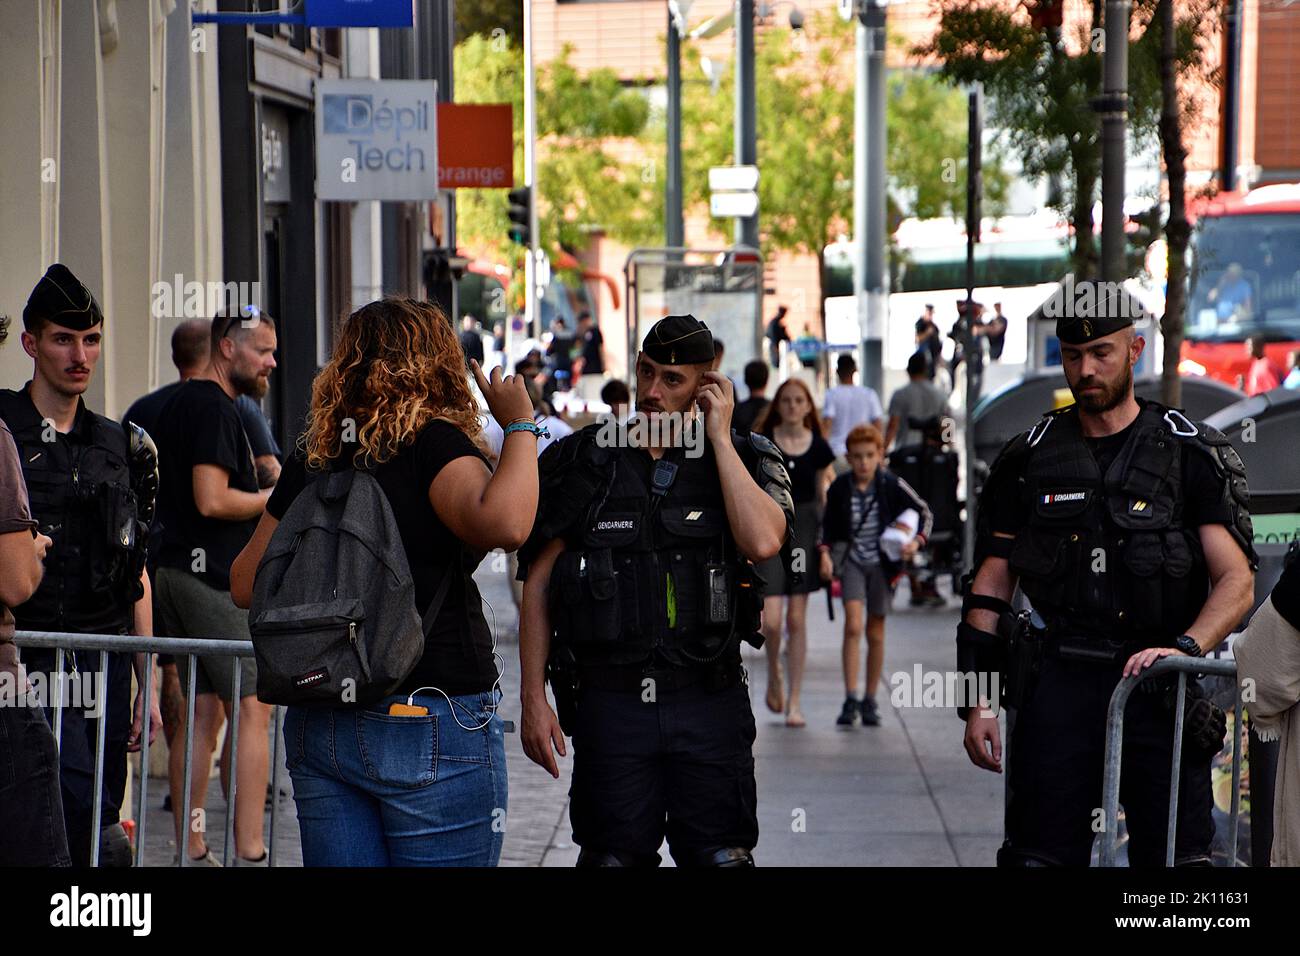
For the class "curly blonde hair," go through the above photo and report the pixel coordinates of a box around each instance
[302,296,482,470]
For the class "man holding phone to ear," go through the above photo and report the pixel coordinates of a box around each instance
[518,315,794,867]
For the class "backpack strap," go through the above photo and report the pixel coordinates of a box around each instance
[419,561,455,639]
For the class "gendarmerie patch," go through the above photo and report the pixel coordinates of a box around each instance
[593,518,636,532]
[1040,491,1087,505]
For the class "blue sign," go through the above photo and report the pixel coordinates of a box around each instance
[306,0,414,28]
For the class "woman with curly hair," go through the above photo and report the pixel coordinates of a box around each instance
[231,296,538,866]
[754,378,835,727]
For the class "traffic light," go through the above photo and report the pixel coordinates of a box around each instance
[507,186,531,245]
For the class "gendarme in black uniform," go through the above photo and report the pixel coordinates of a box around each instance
[521,315,794,867]
[958,283,1257,867]
[0,265,157,867]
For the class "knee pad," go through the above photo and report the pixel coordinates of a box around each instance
[692,846,755,868]
[575,847,658,867]
[98,822,133,868]
[996,843,1061,868]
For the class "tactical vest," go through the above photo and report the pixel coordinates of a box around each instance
[0,389,142,635]
[1007,400,1210,644]
[546,436,763,668]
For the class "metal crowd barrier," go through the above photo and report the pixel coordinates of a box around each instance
[1099,655,1242,867]
[11,630,284,868]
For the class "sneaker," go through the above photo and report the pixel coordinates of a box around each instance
[836,697,860,727]
[860,697,881,726]
[172,849,222,867]
[236,851,269,867]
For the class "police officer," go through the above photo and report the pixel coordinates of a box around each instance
[518,315,794,867]
[957,281,1257,866]
[0,264,161,867]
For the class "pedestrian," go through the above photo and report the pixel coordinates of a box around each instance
[231,296,537,866]
[151,311,277,865]
[885,352,949,452]
[459,315,485,368]
[574,311,605,402]
[517,314,793,866]
[1233,547,1300,866]
[914,305,942,382]
[124,318,282,814]
[0,264,162,867]
[977,301,1008,362]
[754,378,836,727]
[1285,349,1300,390]
[822,353,884,473]
[959,281,1257,866]
[766,304,790,368]
[733,360,770,435]
[1244,335,1283,396]
[546,317,576,393]
[0,311,66,867]
[600,378,631,422]
[819,424,932,728]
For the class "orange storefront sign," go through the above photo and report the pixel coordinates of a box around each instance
[437,103,514,189]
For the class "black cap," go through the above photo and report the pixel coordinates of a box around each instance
[1050,280,1146,344]
[642,314,714,366]
[23,263,103,332]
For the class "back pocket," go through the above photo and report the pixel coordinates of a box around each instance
[356,711,438,789]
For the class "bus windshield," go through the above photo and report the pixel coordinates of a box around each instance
[1187,212,1300,341]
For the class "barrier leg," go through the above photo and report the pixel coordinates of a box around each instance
[269,704,283,868]
[1229,679,1243,866]
[179,656,197,868]
[53,647,65,751]
[134,654,155,868]
[89,650,110,867]
[1164,671,1188,867]
[222,663,242,866]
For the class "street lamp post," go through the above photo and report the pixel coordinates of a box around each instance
[667,2,688,249]
[735,0,758,249]
[1098,0,1130,283]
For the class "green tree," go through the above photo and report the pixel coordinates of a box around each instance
[454,36,660,305]
[455,0,523,45]
[915,0,1219,280]
[675,10,1005,324]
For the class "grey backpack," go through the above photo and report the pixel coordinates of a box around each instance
[249,468,449,707]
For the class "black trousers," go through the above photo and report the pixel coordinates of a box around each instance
[25,649,134,867]
[1003,653,1214,867]
[0,697,71,866]
[569,676,759,866]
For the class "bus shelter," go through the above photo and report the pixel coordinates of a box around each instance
[624,248,764,386]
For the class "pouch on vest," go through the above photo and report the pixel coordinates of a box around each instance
[1009,530,1074,608]
[549,548,628,643]
[658,505,726,633]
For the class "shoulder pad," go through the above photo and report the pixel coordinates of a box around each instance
[124,420,157,459]
[736,429,782,463]
[124,421,160,526]
[1179,420,1257,569]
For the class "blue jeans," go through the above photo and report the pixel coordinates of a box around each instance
[283,690,508,866]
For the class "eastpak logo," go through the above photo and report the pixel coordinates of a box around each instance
[295,668,329,688]
[1041,492,1087,505]
[594,519,635,531]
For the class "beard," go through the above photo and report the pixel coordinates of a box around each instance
[231,366,269,400]
[1072,362,1131,413]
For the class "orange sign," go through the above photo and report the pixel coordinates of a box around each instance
[437,103,514,189]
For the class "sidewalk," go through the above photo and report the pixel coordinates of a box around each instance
[132,560,1003,867]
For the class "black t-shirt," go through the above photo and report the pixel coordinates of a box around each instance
[126,382,281,460]
[266,420,498,696]
[460,330,485,365]
[154,380,261,590]
[733,396,770,435]
[981,419,1235,537]
[581,326,604,374]
[771,433,835,504]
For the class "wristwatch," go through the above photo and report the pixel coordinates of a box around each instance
[1174,634,1202,657]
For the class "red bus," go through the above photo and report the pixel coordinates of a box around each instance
[1180,183,1300,389]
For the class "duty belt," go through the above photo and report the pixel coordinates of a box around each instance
[577,660,743,694]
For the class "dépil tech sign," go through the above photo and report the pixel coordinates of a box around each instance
[315,79,439,201]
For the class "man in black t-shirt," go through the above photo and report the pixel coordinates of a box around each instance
[151,313,278,866]
[575,312,605,402]
[958,282,1257,868]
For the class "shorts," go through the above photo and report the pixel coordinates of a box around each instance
[154,566,259,702]
[756,501,822,596]
[839,558,892,617]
